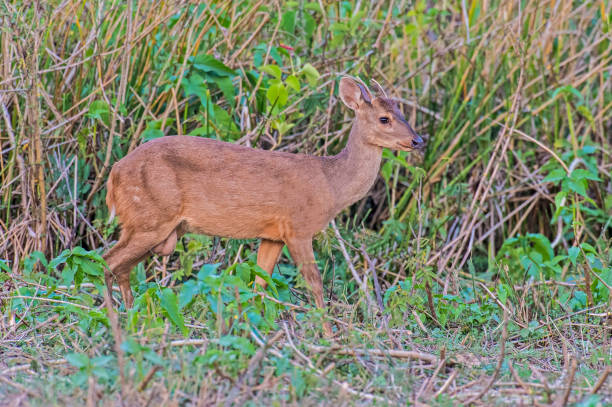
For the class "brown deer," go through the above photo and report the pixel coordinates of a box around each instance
[103,76,423,335]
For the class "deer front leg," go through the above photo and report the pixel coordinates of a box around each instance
[285,238,333,337]
[255,239,284,288]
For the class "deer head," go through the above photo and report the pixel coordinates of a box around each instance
[339,76,424,151]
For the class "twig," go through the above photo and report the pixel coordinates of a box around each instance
[464,310,509,404]
[553,357,577,407]
[138,365,162,392]
[250,329,387,402]
[331,221,376,312]
[0,375,40,398]
[433,369,458,398]
[224,330,284,406]
[360,246,384,313]
[305,344,437,364]
[104,288,127,405]
[590,365,611,394]
[0,295,94,310]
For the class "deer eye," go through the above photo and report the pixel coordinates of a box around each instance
[379,117,389,124]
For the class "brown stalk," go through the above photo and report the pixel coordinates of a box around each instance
[464,310,509,404]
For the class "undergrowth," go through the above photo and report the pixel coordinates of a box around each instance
[1,0,610,405]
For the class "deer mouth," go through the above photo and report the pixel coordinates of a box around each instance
[396,142,415,151]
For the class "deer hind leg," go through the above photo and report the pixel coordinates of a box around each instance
[104,228,175,308]
[285,238,332,337]
[255,239,284,288]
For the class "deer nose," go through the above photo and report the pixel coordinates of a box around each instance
[412,134,424,148]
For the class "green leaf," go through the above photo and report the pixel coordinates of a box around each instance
[91,366,111,381]
[281,10,296,35]
[23,251,47,273]
[212,76,236,107]
[330,22,349,32]
[527,233,554,262]
[285,74,300,92]
[182,73,209,107]
[141,127,164,141]
[497,283,509,304]
[300,63,319,86]
[121,337,143,354]
[580,242,597,254]
[568,246,580,266]
[304,13,316,38]
[266,81,288,107]
[62,265,77,286]
[159,288,187,336]
[198,263,221,281]
[87,100,110,126]
[179,279,200,309]
[543,168,566,184]
[253,266,277,296]
[192,54,236,77]
[77,258,104,277]
[570,168,601,182]
[212,104,239,138]
[551,85,584,104]
[260,64,282,79]
[217,335,256,355]
[563,177,588,198]
[66,352,90,369]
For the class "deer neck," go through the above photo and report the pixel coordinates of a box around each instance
[325,121,382,212]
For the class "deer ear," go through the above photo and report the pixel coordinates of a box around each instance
[339,76,372,110]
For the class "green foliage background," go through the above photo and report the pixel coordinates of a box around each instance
[0,0,610,405]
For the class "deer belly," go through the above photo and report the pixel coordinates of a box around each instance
[182,204,289,240]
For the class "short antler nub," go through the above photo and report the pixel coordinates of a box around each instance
[370,79,388,98]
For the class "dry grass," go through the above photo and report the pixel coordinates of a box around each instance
[1,0,610,405]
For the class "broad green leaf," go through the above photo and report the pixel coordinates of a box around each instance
[330,22,349,32]
[212,75,236,106]
[159,288,187,336]
[121,337,143,354]
[543,168,566,184]
[304,13,316,38]
[580,242,597,254]
[182,73,209,106]
[260,64,282,79]
[62,265,77,285]
[66,352,90,369]
[212,104,239,138]
[91,366,111,381]
[179,279,200,309]
[141,127,164,141]
[563,177,588,197]
[281,10,296,34]
[568,246,580,266]
[253,265,277,296]
[266,81,288,107]
[87,100,110,126]
[285,74,300,91]
[217,335,256,355]
[198,263,221,281]
[192,54,236,77]
[23,251,47,273]
[300,63,319,86]
[571,168,601,182]
[77,258,104,277]
[527,233,554,262]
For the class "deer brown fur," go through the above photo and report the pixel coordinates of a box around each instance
[103,76,423,335]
